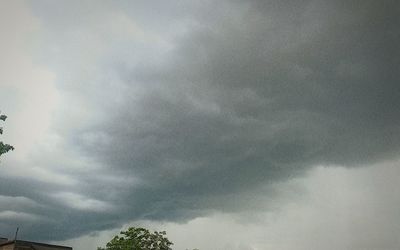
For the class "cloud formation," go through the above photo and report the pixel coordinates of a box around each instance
[0,0,399,243]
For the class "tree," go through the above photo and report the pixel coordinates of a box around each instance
[98,227,173,250]
[0,111,14,157]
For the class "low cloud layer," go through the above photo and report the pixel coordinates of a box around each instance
[1,0,399,244]
[58,161,400,250]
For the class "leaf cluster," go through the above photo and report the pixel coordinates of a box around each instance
[98,227,173,250]
[0,111,14,157]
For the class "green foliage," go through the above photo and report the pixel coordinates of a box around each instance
[98,227,173,250]
[0,111,14,158]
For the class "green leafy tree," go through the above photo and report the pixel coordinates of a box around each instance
[0,111,14,157]
[98,227,173,250]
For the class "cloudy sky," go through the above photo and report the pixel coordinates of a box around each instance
[1,0,399,249]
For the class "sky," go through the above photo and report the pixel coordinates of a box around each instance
[0,0,399,249]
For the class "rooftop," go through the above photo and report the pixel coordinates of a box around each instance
[0,238,72,250]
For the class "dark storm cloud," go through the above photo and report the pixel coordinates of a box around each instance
[2,0,399,241]
[72,0,400,228]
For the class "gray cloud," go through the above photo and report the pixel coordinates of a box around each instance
[1,0,399,242]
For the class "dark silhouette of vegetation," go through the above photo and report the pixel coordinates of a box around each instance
[0,111,14,158]
[98,227,199,250]
[97,227,173,250]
